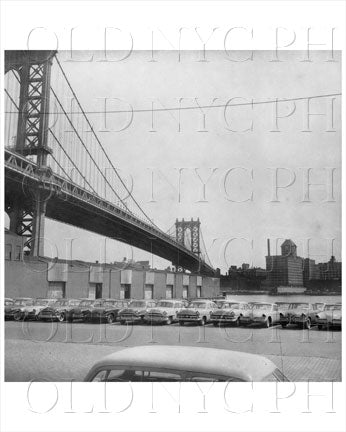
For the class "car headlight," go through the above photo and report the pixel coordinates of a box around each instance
[316,315,319,319]
[262,314,266,318]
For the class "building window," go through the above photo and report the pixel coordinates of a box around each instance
[182,286,188,299]
[145,284,153,299]
[5,244,12,260]
[196,286,201,298]
[121,284,131,299]
[15,245,21,261]
[166,285,173,299]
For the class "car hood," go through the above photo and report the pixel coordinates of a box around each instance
[178,308,200,315]
[287,308,310,316]
[120,307,146,314]
[321,310,342,319]
[251,309,272,317]
[22,305,47,313]
[92,307,119,313]
[212,308,237,316]
[42,305,76,312]
[147,307,174,314]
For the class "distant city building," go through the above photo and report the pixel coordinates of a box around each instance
[318,256,342,280]
[265,239,304,287]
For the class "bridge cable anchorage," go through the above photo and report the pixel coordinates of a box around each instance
[53,54,159,229]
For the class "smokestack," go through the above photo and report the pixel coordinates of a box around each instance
[267,239,271,256]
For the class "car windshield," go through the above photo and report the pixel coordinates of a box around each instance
[34,299,51,306]
[53,300,69,306]
[69,300,81,306]
[222,303,239,309]
[325,304,341,311]
[190,302,208,309]
[289,303,309,309]
[276,303,290,309]
[129,301,146,308]
[14,299,33,306]
[156,301,174,308]
[93,301,104,307]
[252,304,271,310]
[104,301,117,306]
[79,300,94,306]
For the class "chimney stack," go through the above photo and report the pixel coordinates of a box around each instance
[267,239,271,256]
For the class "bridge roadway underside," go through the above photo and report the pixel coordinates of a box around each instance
[5,173,214,276]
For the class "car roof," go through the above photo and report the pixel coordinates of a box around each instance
[87,345,277,381]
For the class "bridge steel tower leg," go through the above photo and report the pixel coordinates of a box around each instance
[175,218,201,272]
[6,51,55,257]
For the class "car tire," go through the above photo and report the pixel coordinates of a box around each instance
[166,317,172,325]
[14,312,22,321]
[264,318,271,328]
[213,322,218,327]
[57,312,65,322]
[120,320,125,325]
[107,314,115,324]
[318,324,323,330]
[179,321,184,326]
[199,317,206,326]
[281,323,287,328]
[235,318,240,327]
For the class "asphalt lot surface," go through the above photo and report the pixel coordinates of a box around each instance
[5,320,342,381]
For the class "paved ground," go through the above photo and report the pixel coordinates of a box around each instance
[5,321,342,381]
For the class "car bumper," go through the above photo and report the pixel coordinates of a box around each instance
[145,315,169,323]
[119,315,142,323]
[210,316,238,323]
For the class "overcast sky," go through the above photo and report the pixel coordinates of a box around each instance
[7,50,341,273]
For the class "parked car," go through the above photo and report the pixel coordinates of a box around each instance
[275,302,292,314]
[89,299,129,323]
[279,302,322,329]
[118,299,157,324]
[316,303,342,330]
[4,298,14,320]
[68,298,96,322]
[6,297,34,320]
[210,301,251,326]
[84,345,289,382]
[38,298,82,322]
[239,302,281,327]
[144,299,185,325]
[176,299,218,326]
[18,298,57,321]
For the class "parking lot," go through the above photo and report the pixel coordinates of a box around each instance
[5,320,341,382]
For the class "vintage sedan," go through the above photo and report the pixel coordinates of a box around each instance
[176,300,218,326]
[6,297,34,320]
[280,302,321,329]
[239,302,280,327]
[18,298,57,321]
[316,303,342,330]
[68,298,96,322]
[144,299,185,325]
[89,299,129,323]
[84,345,289,382]
[38,298,82,322]
[118,299,157,324]
[210,301,251,326]
[4,298,14,319]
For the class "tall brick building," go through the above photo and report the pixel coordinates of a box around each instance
[266,239,304,287]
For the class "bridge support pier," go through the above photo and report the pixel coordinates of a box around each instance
[30,190,47,257]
